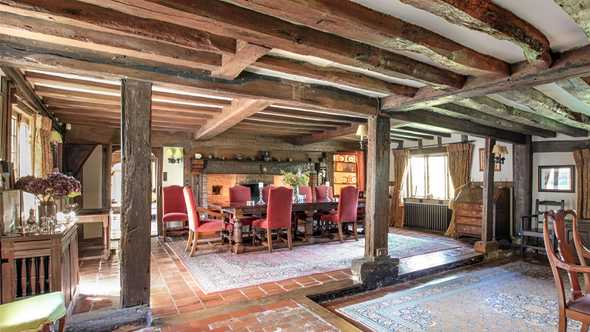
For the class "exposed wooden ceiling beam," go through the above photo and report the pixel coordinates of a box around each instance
[390,130,434,140]
[456,97,588,137]
[293,124,361,145]
[249,114,345,127]
[225,0,509,77]
[212,41,269,79]
[251,55,418,96]
[381,45,590,111]
[400,0,551,66]
[0,1,235,54]
[556,77,590,105]
[554,0,590,37]
[391,134,420,142]
[78,0,466,88]
[499,88,590,129]
[396,126,452,138]
[432,103,556,137]
[0,66,55,122]
[0,36,378,115]
[0,11,222,71]
[389,109,527,144]
[49,106,214,120]
[194,98,272,140]
[260,108,361,124]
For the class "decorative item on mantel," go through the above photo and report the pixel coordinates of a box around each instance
[14,172,81,233]
[281,169,310,203]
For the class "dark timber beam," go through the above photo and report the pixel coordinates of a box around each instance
[0,77,10,160]
[0,36,378,116]
[390,130,434,140]
[391,134,420,142]
[120,79,152,308]
[251,55,418,96]
[352,114,398,289]
[212,41,269,80]
[554,0,590,37]
[475,137,498,254]
[432,103,556,137]
[396,126,452,138]
[224,0,508,77]
[381,45,590,111]
[293,124,360,145]
[78,0,466,88]
[556,77,590,105]
[400,0,551,66]
[513,136,532,236]
[533,140,590,153]
[388,109,527,144]
[456,97,588,137]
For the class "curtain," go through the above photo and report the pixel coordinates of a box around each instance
[355,150,365,193]
[574,149,590,219]
[38,116,53,177]
[390,149,409,227]
[18,122,32,177]
[445,143,473,237]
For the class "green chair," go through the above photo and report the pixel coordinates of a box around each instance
[0,292,66,332]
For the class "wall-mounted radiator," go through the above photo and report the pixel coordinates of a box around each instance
[403,199,452,232]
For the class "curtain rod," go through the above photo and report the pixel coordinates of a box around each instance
[393,140,476,151]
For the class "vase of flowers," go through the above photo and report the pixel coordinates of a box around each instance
[15,172,81,221]
[281,170,310,203]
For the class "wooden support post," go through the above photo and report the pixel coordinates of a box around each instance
[513,136,533,236]
[0,77,9,161]
[120,79,152,308]
[475,137,499,254]
[152,147,164,237]
[352,114,398,289]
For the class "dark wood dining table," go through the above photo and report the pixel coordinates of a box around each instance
[219,200,364,254]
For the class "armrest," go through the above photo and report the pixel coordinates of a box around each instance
[555,259,590,274]
[196,207,224,219]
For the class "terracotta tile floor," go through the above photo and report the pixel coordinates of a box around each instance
[75,238,354,330]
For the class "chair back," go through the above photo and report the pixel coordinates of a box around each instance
[262,185,274,203]
[337,186,359,223]
[230,185,251,206]
[183,186,202,231]
[544,209,584,312]
[163,185,187,214]
[536,199,565,215]
[266,186,293,229]
[315,185,333,202]
[298,185,313,203]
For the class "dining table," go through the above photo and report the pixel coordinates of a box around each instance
[219,200,364,254]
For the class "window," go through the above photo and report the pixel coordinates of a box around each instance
[406,154,452,200]
[538,165,575,193]
[9,112,33,178]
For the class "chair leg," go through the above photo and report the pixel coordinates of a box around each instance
[558,311,567,332]
[287,226,293,250]
[353,222,358,241]
[190,232,199,257]
[162,223,166,242]
[337,223,343,243]
[582,322,589,332]
[267,228,273,253]
[58,317,66,332]
[185,230,193,251]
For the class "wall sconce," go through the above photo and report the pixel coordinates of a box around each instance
[355,124,368,149]
[492,145,508,165]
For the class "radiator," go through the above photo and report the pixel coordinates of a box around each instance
[403,199,452,232]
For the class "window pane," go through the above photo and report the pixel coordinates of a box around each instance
[556,168,571,190]
[410,156,425,197]
[428,155,447,199]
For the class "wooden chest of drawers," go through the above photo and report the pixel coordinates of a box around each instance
[454,186,510,240]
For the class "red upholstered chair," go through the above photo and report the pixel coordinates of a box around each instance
[320,186,359,242]
[262,185,274,203]
[315,185,333,203]
[252,187,293,252]
[229,185,251,206]
[298,185,314,203]
[162,185,188,239]
[183,186,226,256]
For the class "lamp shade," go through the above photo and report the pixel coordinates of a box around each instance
[355,124,368,137]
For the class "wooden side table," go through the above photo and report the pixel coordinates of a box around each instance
[77,212,110,259]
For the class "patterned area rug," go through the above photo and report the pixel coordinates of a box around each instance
[167,231,463,293]
[338,261,580,331]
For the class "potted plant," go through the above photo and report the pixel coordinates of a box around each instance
[281,170,310,202]
[15,172,81,220]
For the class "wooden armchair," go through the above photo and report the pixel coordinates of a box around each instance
[544,209,590,331]
[521,199,564,256]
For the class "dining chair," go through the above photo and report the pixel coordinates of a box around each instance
[298,185,314,203]
[162,185,189,239]
[252,186,293,252]
[183,186,226,256]
[262,184,274,203]
[315,185,333,202]
[229,185,251,206]
[543,209,590,331]
[320,186,359,242]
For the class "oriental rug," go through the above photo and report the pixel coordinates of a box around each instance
[166,230,464,293]
[338,261,579,331]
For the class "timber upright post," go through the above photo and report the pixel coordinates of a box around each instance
[120,79,152,307]
[475,136,499,254]
[351,114,399,289]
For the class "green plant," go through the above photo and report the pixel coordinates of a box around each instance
[281,170,310,187]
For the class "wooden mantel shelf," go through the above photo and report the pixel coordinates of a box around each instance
[197,159,315,175]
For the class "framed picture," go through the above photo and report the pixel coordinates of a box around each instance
[479,148,501,172]
[538,165,575,193]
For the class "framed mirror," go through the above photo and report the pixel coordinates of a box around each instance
[538,165,575,193]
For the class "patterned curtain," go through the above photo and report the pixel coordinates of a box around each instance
[36,116,53,177]
[445,143,473,237]
[574,149,590,219]
[390,149,409,227]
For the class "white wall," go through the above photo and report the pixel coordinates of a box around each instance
[82,145,103,209]
[162,147,184,187]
